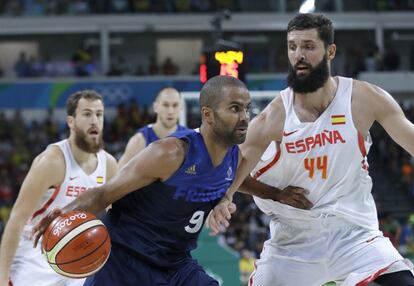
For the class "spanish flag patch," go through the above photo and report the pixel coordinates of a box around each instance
[331,115,346,125]
[96,176,104,184]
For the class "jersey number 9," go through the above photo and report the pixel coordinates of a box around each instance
[185,211,205,233]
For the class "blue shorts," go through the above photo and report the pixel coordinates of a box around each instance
[83,243,218,286]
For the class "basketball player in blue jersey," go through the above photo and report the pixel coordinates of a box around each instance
[210,14,414,286]
[118,87,187,168]
[32,75,282,286]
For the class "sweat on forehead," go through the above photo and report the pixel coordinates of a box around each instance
[199,76,247,109]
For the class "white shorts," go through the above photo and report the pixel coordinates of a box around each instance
[249,216,413,286]
[9,235,85,286]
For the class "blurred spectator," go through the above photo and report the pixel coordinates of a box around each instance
[332,49,345,75]
[110,0,131,13]
[43,54,58,77]
[0,112,8,140]
[148,55,159,75]
[132,0,151,12]
[89,0,110,13]
[14,52,30,78]
[383,46,401,71]
[410,46,414,71]
[379,212,402,248]
[345,47,366,77]
[399,213,414,256]
[2,0,414,16]
[0,173,13,204]
[134,65,146,75]
[3,0,23,16]
[191,0,211,11]
[365,49,377,71]
[373,45,383,70]
[28,55,45,77]
[401,157,413,190]
[174,0,191,12]
[213,0,236,10]
[72,44,93,76]
[239,249,255,286]
[161,57,179,75]
[68,0,90,14]
[107,56,129,76]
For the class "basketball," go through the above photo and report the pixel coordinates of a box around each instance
[41,210,111,278]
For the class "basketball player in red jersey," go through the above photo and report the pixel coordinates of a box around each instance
[0,90,118,286]
[210,14,414,286]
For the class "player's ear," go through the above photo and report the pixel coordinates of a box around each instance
[153,100,159,114]
[327,43,336,60]
[201,106,214,124]
[67,115,74,129]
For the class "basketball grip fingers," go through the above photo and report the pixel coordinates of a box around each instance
[31,208,63,248]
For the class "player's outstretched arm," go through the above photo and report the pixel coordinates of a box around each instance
[118,133,146,168]
[32,137,186,247]
[209,98,285,235]
[0,147,65,286]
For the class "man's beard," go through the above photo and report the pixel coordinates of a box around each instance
[287,54,329,93]
[74,127,103,153]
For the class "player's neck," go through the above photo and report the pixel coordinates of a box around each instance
[67,137,98,172]
[294,76,338,113]
[152,121,177,138]
[199,125,229,167]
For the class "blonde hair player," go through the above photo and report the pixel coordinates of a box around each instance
[0,90,118,286]
[209,13,414,286]
[118,87,186,168]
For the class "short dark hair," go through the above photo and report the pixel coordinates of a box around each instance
[66,90,103,116]
[199,76,247,110]
[287,13,334,47]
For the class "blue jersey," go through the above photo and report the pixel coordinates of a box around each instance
[138,124,187,146]
[105,129,239,268]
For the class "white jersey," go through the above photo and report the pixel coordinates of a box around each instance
[23,139,107,235]
[11,139,107,286]
[252,76,378,230]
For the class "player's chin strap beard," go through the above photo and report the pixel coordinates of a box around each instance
[287,55,329,94]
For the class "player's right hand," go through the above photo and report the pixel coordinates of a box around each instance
[275,186,313,210]
[31,208,63,248]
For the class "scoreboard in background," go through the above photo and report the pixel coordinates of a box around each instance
[200,47,246,83]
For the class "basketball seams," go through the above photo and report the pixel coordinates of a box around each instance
[50,244,111,278]
[49,233,111,278]
[53,227,109,265]
[45,219,104,263]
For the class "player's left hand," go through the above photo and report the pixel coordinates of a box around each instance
[274,186,313,209]
[208,196,236,236]
[31,208,63,248]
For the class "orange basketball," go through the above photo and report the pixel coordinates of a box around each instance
[41,210,111,278]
